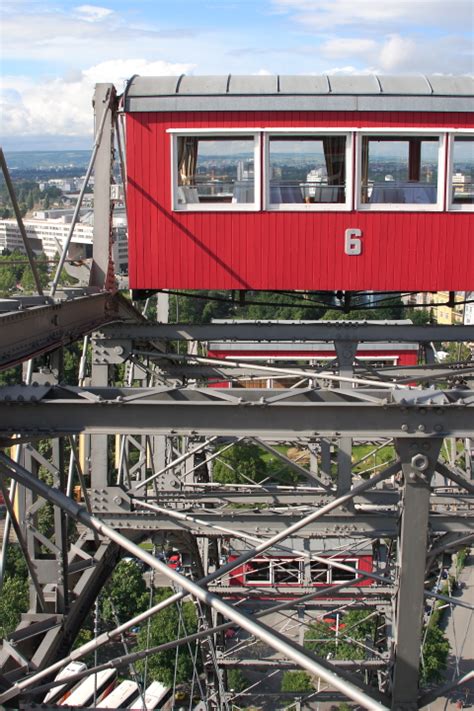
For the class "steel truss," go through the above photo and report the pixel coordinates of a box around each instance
[0,84,472,711]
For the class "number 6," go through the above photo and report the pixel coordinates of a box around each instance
[344,228,362,256]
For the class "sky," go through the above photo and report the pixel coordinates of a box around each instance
[1,0,473,151]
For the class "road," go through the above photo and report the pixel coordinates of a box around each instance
[423,556,473,711]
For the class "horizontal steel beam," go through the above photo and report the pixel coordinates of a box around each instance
[208,585,393,599]
[216,658,387,669]
[98,322,474,343]
[96,511,472,536]
[0,293,143,370]
[0,386,472,440]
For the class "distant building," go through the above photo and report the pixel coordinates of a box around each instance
[452,172,472,194]
[237,160,254,181]
[432,291,465,325]
[464,292,474,325]
[0,212,128,274]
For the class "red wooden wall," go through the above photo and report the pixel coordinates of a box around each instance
[126,110,473,291]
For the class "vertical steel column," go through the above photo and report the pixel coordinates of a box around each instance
[334,341,358,496]
[90,360,110,489]
[90,83,116,290]
[391,438,442,710]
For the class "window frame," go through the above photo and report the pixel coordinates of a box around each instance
[328,559,360,584]
[169,128,261,212]
[355,129,447,212]
[263,129,353,212]
[446,130,474,212]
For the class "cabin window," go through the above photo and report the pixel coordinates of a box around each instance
[171,133,260,211]
[448,135,474,211]
[265,133,352,210]
[330,560,359,583]
[310,562,330,584]
[246,560,271,583]
[358,134,444,211]
[273,560,301,584]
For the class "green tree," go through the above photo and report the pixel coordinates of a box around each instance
[304,610,378,661]
[421,619,450,684]
[20,253,49,293]
[0,546,29,639]
[213,442,267,485]
[281,671,314,692]
[101,559,149,624]
[135,588,199,686]
[0,576,29,638]
[227,668,249,692]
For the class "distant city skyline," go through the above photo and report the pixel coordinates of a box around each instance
[1,0,473,151]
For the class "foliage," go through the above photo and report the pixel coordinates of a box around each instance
[101,560,149,625]
[227,668,249,692]
[421,622,450,684]
[20,252,50,293]
[213,442,267,485]
[135,588,199,686]
[304,610,378,661]
[455,547,468,572]
[0,545,29,639]
[281,670,314,692]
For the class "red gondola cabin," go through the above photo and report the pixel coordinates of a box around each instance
[124,75,474,291]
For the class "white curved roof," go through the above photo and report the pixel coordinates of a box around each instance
[124,74,474,113]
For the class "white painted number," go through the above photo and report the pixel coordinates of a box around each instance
[344,228,362,256]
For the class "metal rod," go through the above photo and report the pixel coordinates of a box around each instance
[146,352,410,390]
[134,436,219,490]
[0,148,44,295]
[418,670,474,707]
[133,498,395,586]
[249,437,332,491]
[23,576,373,700]
[49,102,111,297]
[0,453,390,710]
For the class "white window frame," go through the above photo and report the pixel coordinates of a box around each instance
[272,558,302,585]
[355,130,447,212]
[328,559,360,584]
[168,129,261,212]
[245,558,272,584]
[263,129,353,212]
[446,130,474,212]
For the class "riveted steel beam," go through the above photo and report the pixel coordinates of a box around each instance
[0,293,142,371]
[0,386,472,441]
[97,322,474,343]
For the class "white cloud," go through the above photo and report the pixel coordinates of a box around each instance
[0,59,195,139]
[320,38,378,59]
[74,5,114,22]
[379,34,417,71]
[271,0,473,31]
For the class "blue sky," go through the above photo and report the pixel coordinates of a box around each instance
[1,0,473,150]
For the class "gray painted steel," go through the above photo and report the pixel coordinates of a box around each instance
[124,74,474,112]
[98,322,474,343]
[0,386,472,440]
[0,293,141,371]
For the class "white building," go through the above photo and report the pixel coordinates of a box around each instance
[0,213,128,274]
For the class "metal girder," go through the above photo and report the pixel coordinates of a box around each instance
[98,322,474,343]
[0,386,472,441]
[208,585,393,599]
[391,439,442,710]
[0,293,142,371]
[216,658,388,669]
[94,511,472,536]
